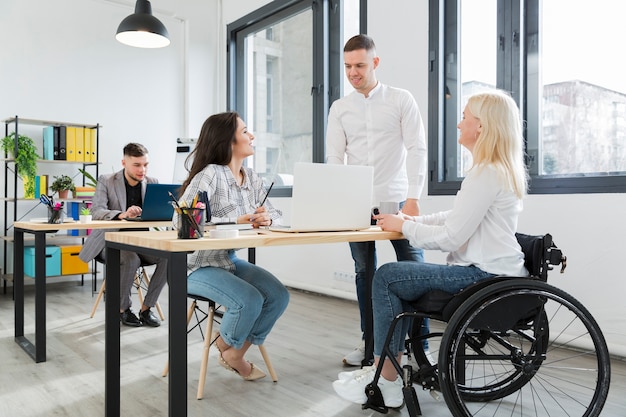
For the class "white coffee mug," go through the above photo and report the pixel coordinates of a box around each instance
[372,201,400,216]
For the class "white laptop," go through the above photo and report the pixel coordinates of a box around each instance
[269,162,373,232]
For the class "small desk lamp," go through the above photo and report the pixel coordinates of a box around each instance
[116,0,170,48]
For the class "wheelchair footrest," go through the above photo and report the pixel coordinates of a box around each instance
[363,383,389,414]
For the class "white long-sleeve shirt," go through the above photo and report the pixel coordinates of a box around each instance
[325,83,427,205]
[401,165,528,277]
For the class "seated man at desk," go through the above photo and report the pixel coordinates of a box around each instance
[79,142,167,327]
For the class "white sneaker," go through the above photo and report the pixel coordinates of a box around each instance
[332,366,404,408]
[338,365,375,381]
[342,340,365,366]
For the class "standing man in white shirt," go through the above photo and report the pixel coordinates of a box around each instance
[326,34,428,366]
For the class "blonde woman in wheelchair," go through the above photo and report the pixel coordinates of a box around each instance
[333,90,528,407]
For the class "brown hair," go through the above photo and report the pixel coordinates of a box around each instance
[344,34,376,53]
[180,112,240,193]
[123,143,148,158]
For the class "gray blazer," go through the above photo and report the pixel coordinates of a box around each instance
[78,169,158,263]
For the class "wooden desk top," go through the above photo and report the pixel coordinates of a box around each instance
[14,220,172,232]
[105,227,403,252]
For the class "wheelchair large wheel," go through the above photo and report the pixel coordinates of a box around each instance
[439,279,611,417]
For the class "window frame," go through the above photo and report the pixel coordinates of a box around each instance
[227,0,367,197]
[428,0,626,195]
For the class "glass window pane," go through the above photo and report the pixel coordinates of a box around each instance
[541,0,626,175]
[245,9,313,186]
[458,0,498,174]
[446,0,498,178]
[340,0,361,96]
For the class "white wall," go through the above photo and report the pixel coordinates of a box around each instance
[0,0,219,182]
[2,0,624,356]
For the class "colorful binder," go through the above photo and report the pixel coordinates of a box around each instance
[88,128,97,162]
[42,126,54,160]
[53,126,60,159]
[34,176,40,198]
[66,126,76,161]
[56,126,67,160]
[75,127,84,162]
[84,128,91,162]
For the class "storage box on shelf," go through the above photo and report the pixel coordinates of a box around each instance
[23,245,90,278]
[61,245,89,275]
[24,246,61,277]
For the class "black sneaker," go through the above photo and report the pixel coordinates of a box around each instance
[139,308,161,327]
[120,308,142,327]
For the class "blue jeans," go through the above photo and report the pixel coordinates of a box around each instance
[187,255,289,350]
[372,262,495,357]
[349,239,424,334]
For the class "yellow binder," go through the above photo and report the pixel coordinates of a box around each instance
[66,127,77,161]
[84,128,92,162]
[75,127,85,162]
[89,128,97,162]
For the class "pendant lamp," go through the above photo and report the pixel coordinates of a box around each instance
[116,0,170,48]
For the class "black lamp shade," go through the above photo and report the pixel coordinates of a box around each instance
[116,0,170,48]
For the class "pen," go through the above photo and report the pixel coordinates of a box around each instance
[258,181,274,207]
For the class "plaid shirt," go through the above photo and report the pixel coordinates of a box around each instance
[175,164,281,273]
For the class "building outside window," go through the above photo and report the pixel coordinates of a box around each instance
[430,0,626,194]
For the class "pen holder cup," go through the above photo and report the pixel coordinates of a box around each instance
[48,207,65,224]
[177,208,205,239]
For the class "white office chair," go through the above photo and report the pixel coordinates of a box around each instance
[162,292,277,399]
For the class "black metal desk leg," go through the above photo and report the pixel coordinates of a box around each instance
[105,246,121,417]
[362,240,375,366]
[14,229,47,362]
[14,229,24,340]
[34,232,47,362]
[168,252,188,417]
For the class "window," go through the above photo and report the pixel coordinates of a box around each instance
[227,0,364,195]
[429,0,626,194]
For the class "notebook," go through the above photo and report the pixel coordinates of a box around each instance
[125,183,180,221]
[269,162,373,232]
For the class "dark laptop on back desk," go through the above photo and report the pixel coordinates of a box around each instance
[124,183,180,221]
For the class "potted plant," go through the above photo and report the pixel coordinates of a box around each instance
[50,174,75,199]
[1,132,40,198]
[79,204,92,223]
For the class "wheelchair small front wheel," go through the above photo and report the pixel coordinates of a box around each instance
[439,279,610,417]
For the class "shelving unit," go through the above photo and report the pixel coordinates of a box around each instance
[2,116,100,293]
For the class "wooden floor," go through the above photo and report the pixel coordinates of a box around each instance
[1,279,625,417]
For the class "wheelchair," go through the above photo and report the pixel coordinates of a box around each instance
[364,233,611,417]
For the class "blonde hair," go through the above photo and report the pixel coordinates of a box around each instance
[466,90,528,199]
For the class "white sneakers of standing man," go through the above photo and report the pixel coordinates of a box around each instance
[342,340,366,366]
